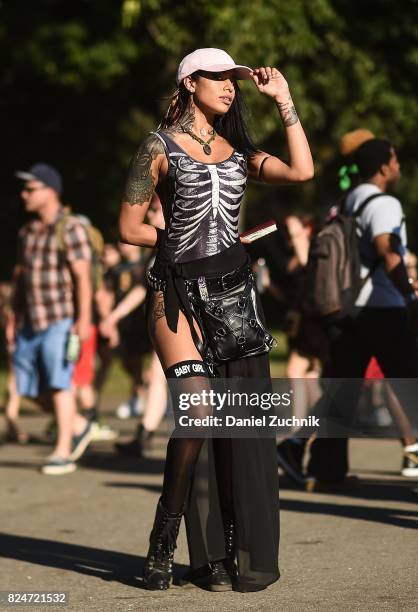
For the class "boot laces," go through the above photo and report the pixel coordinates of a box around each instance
[210,560,229,576]
[224,519,234,557]
[150,516,181,566]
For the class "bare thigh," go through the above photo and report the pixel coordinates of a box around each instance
[147,291,211,421]
[147,290,203,370]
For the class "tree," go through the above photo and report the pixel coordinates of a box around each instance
[1,0,418,278]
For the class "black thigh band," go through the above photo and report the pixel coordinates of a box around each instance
[165,360,209,379]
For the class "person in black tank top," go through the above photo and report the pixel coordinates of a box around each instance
[118,48,313,593]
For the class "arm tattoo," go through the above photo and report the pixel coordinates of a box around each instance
[277,96,299,127]
[123,134,164,205]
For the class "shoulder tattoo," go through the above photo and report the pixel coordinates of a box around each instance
[123,135,164,205]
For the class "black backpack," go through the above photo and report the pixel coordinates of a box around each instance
[303,193,385,318]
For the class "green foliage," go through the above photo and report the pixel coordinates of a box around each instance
[1,0,418,278]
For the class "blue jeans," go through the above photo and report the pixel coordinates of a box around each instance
[14,318,74,397]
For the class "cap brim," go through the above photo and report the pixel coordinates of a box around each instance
[203,63,253,80]
[15,171,37,181]
[177,63,253,84]
[234,66,253,80]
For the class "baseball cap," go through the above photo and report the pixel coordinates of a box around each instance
[15,163,63,195]
[176,48,252,85]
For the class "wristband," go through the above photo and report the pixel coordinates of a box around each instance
[405,292,417,304]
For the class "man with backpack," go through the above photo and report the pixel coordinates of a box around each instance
[10,163,94,474]
[279,139,418,487]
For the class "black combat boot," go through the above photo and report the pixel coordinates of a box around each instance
[143,499,183,590]
[179,513,236,591]
[222,515,238,580]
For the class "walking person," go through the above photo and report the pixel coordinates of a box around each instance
[11,163,94,474]
[106,242,152,418]
[119,48,313,591]
[94,243,121,398]
[111,195,168,456]
[304,138,418,489]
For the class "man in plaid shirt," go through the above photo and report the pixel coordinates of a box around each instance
[9,163,94,475]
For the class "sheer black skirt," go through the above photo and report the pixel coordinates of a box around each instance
[152,241,280,592]
[185,352,280,592]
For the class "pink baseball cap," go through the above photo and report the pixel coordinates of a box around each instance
[176,48,252,85]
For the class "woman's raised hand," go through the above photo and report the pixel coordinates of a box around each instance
[246,65,313,183]
[250,67,289,101]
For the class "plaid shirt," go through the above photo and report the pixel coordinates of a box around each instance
[17,209,91,331]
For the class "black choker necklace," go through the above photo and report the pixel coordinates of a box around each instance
[181,125,216,155]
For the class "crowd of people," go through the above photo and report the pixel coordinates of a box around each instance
[0,165,168,473]
[1,47,417,594]
[272,129,418,488]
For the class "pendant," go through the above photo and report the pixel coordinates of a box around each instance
[203,144,212,155]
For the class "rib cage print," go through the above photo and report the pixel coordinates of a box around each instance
[165,150,247,262]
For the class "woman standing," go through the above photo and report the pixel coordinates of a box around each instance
[119,48,313,592]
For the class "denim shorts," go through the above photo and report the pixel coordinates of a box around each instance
[14,318,74,397]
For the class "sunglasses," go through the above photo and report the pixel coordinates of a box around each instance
[22,185,46,193]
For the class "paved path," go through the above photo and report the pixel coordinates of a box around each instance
[0,413,417,611]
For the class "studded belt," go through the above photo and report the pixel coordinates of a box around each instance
[147,262,250,296]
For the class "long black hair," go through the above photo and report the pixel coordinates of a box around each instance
[159,73,258,157]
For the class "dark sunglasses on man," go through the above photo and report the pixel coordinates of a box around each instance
[22,185,46,193]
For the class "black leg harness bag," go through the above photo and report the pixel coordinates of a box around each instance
[185,264,277,368]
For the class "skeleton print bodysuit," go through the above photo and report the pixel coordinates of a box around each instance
[153,131,247,264]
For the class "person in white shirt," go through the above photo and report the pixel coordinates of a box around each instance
[306,138,418,486]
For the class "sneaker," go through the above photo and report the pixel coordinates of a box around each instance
[90,421,118,442]
[70,421,93,461]
[401,443,418,477]
[277,438,306,485]
[115,396,144,419]
[41,456,76,475]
